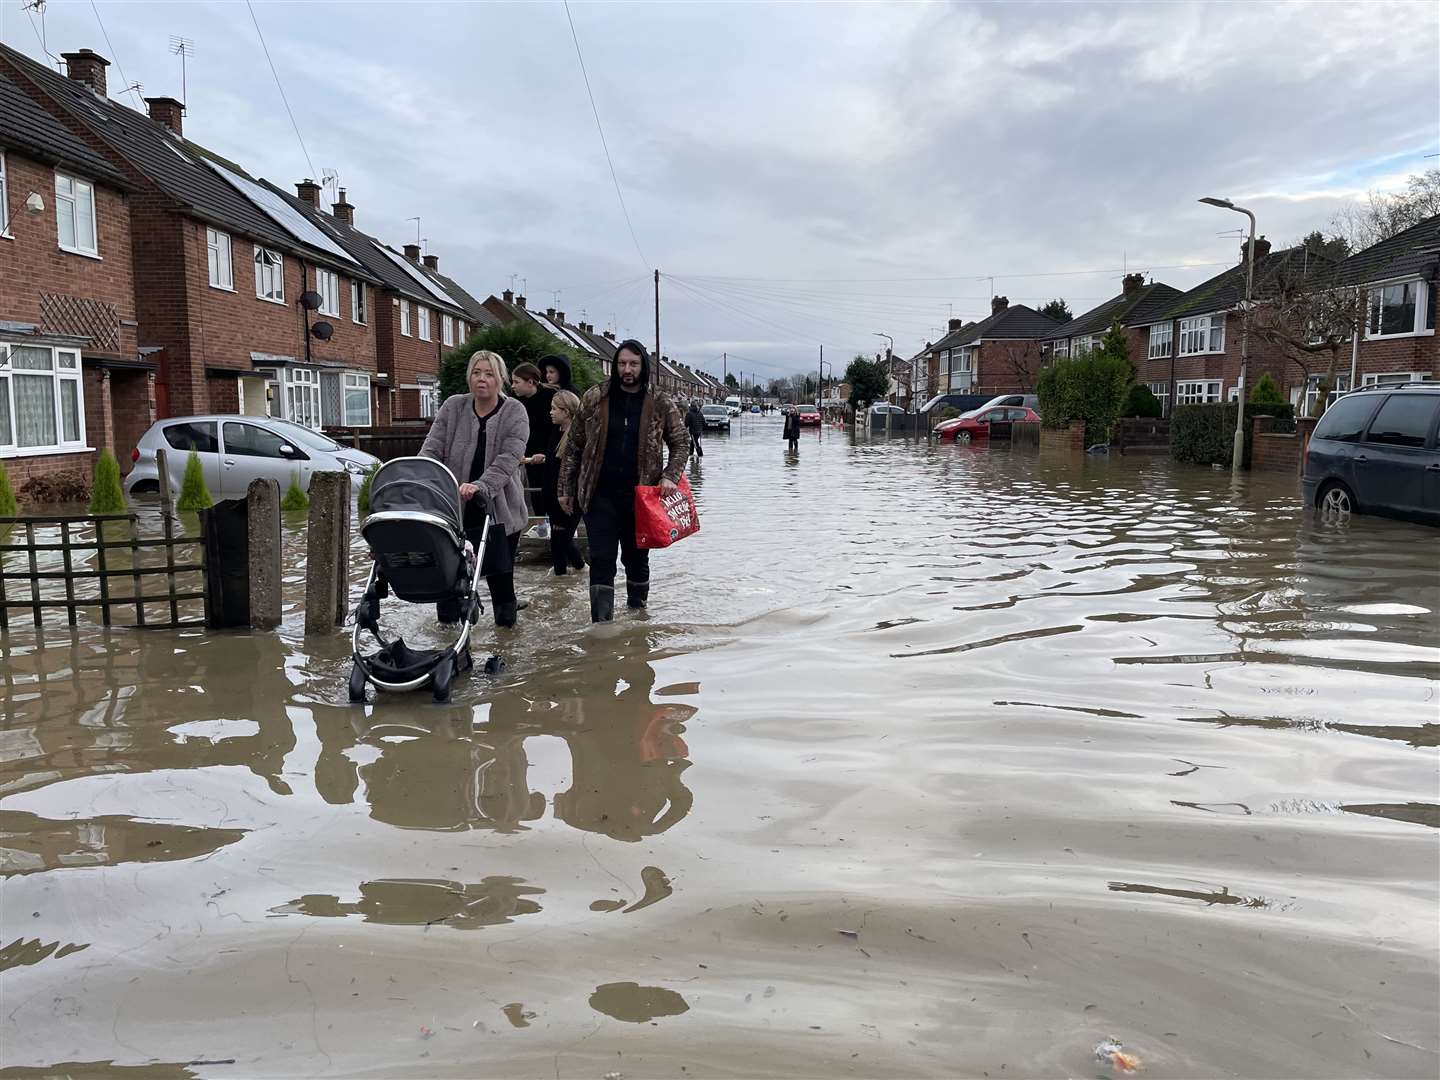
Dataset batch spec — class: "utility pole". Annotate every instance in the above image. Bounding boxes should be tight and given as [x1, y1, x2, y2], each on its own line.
[653, 269, 661, 364]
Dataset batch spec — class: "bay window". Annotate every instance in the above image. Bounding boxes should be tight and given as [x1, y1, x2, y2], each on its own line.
[0, 343, 86, 454]
[1147, 323, 1172, 359]
[315, 268, 340, 316]
[1147, 381, 1170, 412]
[1366, 280, 1432, 338]
[1178, 314, 1224, 356]
[55, 172, 98, 256]
[343, 373, 370, 426]
[285, 367, 320, 429]
[1052, 340, 1069, 359]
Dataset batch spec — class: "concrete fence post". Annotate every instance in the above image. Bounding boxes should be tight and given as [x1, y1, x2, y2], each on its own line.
[247, 478, 282, 631]
[155, 447, 174, 517]
[304, 471, 351, 634]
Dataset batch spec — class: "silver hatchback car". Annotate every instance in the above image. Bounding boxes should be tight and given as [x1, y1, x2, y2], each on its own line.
[125, 415, 381, 500]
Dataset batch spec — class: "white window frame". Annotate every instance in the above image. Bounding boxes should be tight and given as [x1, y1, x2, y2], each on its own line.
[315, 268, 340, 316]
[351, 280, 366, 325]
[342, 372, 370, 427]
[418, 378, 439, 419]
[0, 342, 88, 456]
[458, 321, 468, 342]
[400, 299, 411, 337]
[1361, 371, 1432, 388]
[442, 314, 454, 347]
[206, 227, 234, 290]
[0, 149, 11, 239]
[1146, 323, 1172, 359]
[1175, 379, 1222, 405]
[55, 171, 98, 257]
[1178, 314, 1224, 357]
[254, 245, 285, 304]
[417, 306, 431, 342]
[1293, 372, 1350, 417]
[1052, 340, 1070, 359]
[1365, 278, 1432, 339]
[284, 366, 321, 429]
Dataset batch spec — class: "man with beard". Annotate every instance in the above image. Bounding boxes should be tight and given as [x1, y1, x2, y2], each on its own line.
[557, 340, 689, 622]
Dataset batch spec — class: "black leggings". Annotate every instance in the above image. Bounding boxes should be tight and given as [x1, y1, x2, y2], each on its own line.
[548, 509, 585, 575]
[584, 491, 648, 591]
[465, 523, 520, 608]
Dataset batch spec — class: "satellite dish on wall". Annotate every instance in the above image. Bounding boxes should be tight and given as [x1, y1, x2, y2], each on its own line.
[299, 290, 323, 311]
[310, 321, 334, 341]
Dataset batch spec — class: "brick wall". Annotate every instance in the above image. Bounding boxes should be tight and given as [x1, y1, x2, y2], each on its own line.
[1040, 419, 1086, 453]
[377, 293, 444, 421]
[1355, 331, 1438, 382]
[0, 149, 137, 360]
[110, 369, 155, 468]
[977, 340, 1044, 394]
[2, 451, 91, 489]
[1250, 415, 1301, 474]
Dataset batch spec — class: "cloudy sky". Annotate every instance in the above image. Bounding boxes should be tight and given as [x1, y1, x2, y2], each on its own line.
[5, 0, 1437, 382]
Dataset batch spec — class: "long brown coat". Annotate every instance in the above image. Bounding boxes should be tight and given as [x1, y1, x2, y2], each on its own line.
[558, 382, 689, 514]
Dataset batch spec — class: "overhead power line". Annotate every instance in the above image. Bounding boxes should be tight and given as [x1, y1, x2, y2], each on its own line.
[89, 1, 143, 109]
[681, 260, 1231, 285]
[563, 0, 648, 272]
[245, 0, 317, 180]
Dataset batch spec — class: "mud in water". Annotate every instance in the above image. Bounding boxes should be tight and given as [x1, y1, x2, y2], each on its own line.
[3, 418, 1438, 1078]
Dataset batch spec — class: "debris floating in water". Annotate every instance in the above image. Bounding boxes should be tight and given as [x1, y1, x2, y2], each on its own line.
[1094, 1037, 1141, 1072]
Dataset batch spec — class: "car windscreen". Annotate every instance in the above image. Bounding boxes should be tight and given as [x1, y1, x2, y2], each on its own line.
[271, 420, 342, 452]
[702, 406, 728, 415]
[798, 407, 817, 414]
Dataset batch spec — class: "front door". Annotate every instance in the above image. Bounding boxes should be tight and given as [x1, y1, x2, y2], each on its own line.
[220, 420, 310, 499]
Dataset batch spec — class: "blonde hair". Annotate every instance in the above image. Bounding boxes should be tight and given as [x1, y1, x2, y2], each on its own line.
[552, 389, 581, 420]
[466, 350, 509, 395]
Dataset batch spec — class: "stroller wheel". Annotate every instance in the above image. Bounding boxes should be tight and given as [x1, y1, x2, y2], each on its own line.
[347, 660, 368, 704]
[483, 655, 506, 676]
[432, 655, 455, 703]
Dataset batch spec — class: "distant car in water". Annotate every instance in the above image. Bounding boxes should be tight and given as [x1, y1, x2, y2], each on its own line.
[869, 403, 906, 416]
[750, 404, 762, 414]
[1302, 382, 1440, 525]
[976, 393, 1039, 413]
[701, 404, 731, 430]
[724, 395, 742, 416]
[936, 405, 1040, 443]
[797, 404, 821, 426]
[125, 415, 380, 500]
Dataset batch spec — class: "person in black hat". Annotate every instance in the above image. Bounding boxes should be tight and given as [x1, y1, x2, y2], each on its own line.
[556, 340, 689, 622]
[541, 354, 577, 394]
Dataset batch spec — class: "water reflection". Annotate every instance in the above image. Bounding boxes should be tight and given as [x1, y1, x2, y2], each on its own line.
[0, 936, 89, 973]
[588, 981, 690, 1023]
[0, 810, 246, 876]
[1107, 880, 1275, 909]
[272, 876, 544, 928]
[312, 635, 695, 840]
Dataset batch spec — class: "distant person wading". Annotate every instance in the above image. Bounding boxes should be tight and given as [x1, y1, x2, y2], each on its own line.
[558, 340, 689, 622]
[686, 401, 705, 458]
[420, 351, 530, 628]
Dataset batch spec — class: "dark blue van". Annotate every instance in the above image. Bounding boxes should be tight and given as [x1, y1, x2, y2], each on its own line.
[1302, 383, 1440, 525]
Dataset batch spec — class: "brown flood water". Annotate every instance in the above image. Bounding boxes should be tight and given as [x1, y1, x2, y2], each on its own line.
[3, 416, 1438, 1079]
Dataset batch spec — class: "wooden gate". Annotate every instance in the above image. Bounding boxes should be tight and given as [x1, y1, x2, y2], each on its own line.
[0, 512, 207, 630]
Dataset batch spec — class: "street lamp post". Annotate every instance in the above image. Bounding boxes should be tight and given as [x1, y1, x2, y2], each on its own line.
[1199, 196, 1256, 476]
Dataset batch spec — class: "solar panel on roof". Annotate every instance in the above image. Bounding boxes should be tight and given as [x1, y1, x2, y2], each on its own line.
[208, 162, 358, 266]
[373, 244, 462, 309]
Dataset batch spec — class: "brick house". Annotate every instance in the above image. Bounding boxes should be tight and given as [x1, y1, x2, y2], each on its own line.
[416, 253, 499, 351]
[0, 65, 152, 487]
[482, 290, 612, 377]
[930, 297, 1059, 396]
[1332, 214, 1438, 402]
[1128, 239, 1342, 416]
[1041, 274, 1181, 375]
[0, 43, 385, 436]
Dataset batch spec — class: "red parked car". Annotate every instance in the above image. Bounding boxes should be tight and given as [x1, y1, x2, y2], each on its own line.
[796, 404, 822, 426]
[936, 405, 1040, 443]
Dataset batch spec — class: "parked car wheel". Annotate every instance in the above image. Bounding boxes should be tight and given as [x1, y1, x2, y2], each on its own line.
[956, 430, 972, 444]
[1318, 481, 1355, 519]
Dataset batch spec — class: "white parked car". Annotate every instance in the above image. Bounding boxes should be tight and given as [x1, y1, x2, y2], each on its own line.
[125, 415, 380, 500]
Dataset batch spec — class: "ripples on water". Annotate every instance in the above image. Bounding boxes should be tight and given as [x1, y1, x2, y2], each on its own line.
[2, 420, 1437, 1078]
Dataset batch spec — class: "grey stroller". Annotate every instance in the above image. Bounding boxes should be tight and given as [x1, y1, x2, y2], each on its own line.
[349, 457, 503, 703]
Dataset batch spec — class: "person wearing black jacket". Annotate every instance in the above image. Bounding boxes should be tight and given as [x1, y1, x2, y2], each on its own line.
[685, 401, 705, 458]
[782, 406, 800, 452]
[544, 390, 585, 575]
[511, 362, 557, 516]
[541, 354, 577, 394]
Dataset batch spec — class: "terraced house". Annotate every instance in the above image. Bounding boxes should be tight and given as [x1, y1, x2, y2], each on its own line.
[0, 62, 149, 486]
[1336, 214, 1438, 393]
[0, 43, 385, 440]
[930, 297, 1060, 396]
[1041, 274, 1181, 374]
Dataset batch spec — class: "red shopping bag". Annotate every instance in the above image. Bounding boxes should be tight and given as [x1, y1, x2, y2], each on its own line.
[634, 474, 700, 549]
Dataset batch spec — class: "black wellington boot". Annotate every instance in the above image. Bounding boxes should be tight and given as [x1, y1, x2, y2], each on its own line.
[494, 600, 518, 628]
[626, 579, 649, 610]
[590, 585, 615, 623]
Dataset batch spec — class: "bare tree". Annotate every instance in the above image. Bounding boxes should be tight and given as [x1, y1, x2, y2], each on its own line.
[1330, 169, 1440, 251]
[1249, 247, 1363, 417]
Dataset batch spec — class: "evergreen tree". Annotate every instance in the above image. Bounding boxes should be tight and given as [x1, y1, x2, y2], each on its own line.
[88, 450, 126, 514]
[439, 320, 603, 401]
[175, 451, 214, 511]
[281, 472, 309, 511]
[844, 356, 890, 409]
[1248, 373, 1286, 405]
[0, 459, 17, 517]
[1040, 298, 1073, 323]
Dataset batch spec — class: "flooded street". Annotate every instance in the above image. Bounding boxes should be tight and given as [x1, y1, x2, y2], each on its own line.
[3, 415, 1438, 1079]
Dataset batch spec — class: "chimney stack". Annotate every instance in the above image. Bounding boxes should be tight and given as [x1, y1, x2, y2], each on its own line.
[603, 330, 615, 341]
[516, 295, 527, 309]
[947, 317, 963, 331]
[403, 243, 421, 263]
[990, 295, 1009, 316]
[423, 254, 439, 270]
[61, 49, 109, 96]
[502, 289, 514, 304]
[556, 311, 565, 324]
[332, 188, 354, 226]
[144, 96, 184, 136]
[1122, 272, 1145, 295]
[546, 307, 556, 319]
[296, 178, 322, 208]
[1242, 236, 1272, 263]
